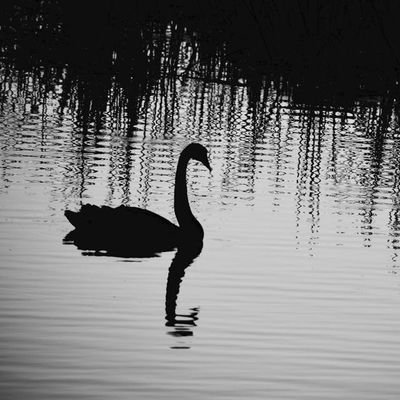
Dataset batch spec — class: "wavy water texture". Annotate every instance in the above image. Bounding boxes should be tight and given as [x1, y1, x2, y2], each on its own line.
[2, 3, 400, 400]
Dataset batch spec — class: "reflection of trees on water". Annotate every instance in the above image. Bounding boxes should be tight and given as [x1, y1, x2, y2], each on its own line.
[2, 2, 400, 261]
[292, 101, 400, 253]
[295, 108, 323, 250]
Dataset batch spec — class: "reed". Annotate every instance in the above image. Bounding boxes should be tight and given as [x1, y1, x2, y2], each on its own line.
[1, 0, 400, 128]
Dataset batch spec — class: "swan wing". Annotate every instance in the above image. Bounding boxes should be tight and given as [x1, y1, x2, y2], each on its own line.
[65, 204, 178, 231]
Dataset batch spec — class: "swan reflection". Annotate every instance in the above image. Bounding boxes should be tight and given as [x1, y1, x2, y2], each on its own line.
[165, 242, 203, 344]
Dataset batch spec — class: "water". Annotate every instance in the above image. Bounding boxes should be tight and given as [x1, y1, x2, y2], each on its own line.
[2, 37, 400, 400]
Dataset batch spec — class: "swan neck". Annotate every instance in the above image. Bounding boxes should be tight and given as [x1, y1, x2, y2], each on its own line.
[174, 152, 194, 228]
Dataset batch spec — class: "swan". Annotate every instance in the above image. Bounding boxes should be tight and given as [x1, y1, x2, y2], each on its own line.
[64, 143, 211, 256]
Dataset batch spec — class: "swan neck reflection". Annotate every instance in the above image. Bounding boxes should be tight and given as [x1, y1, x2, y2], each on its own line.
[165, 242, 202, 328]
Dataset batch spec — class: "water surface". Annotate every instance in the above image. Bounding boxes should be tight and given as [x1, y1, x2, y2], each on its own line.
[2, 31, 400, 400]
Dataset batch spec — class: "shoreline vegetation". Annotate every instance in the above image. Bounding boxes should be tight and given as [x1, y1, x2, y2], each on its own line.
[1, 0, 400, 133]
[1, 1, 400, 248]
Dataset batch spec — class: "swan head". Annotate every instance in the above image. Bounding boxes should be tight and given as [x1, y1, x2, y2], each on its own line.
[186, 143, 212, 172]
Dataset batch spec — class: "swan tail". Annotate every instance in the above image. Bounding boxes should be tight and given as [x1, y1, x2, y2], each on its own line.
[64, 210, 80, 228]
[65, 204, 106, 229]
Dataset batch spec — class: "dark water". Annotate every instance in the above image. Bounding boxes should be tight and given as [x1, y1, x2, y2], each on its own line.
[2, 6, 400, 400]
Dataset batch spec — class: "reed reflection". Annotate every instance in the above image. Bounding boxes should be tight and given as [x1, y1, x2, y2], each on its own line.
[3, 1, 400, 262]
[295, 108, 323, 250]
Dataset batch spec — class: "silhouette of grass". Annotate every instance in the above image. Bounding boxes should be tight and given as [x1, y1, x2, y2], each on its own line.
[1, 0, 400, 131]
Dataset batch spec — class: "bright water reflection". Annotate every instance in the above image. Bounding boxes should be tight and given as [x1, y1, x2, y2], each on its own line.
[2, 66, 400, 399]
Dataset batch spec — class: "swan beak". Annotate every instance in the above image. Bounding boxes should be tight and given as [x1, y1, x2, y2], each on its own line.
[204, 158, 212, 172]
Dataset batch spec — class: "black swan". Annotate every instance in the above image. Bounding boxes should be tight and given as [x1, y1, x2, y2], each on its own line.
[64, 143, 211, 256]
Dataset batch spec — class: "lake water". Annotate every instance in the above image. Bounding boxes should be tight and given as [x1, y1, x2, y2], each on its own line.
[2, 55, 400, 399]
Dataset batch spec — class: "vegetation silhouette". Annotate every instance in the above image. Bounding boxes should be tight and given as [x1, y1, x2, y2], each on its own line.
[64, 143, 211, 257]
[2, 0, 400, 130]
[2, 0, 400, 256]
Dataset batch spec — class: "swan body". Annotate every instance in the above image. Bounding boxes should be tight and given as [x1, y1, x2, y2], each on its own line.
[64, 143, 211, 256]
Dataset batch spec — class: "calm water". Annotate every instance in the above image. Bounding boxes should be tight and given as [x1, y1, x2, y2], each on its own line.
[2, 64, 400, 399]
